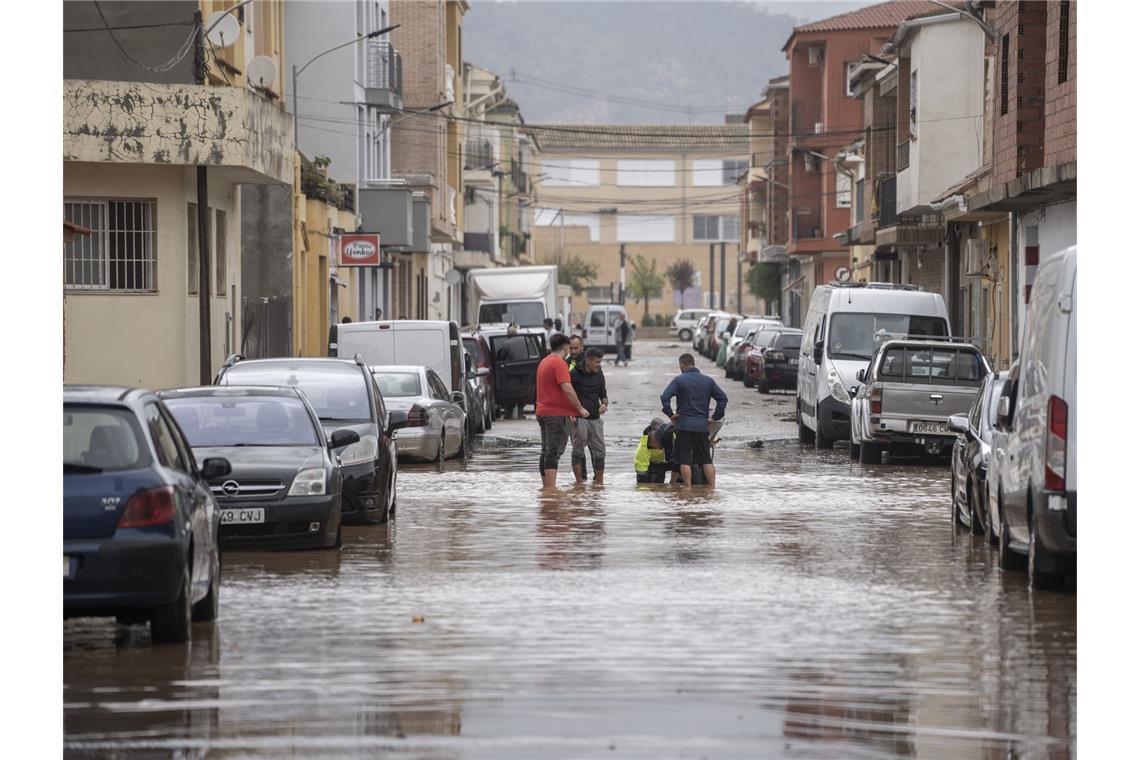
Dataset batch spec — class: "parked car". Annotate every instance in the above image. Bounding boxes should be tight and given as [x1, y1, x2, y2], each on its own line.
[947, 371, 1008, 536]
[64, 386, 230, 643]
[724, 317, 783, 379]
[159, 386, 354, 550]
[708, 314, 743, 360]
[751, 329, 804, 393]
[725, 329, 756, 380]
[462, 332, 495, 429]
[673, 308, 712, 342]
[215, 355, 400, 524]
[372, 365, 468, 462]
[482, 325, 548, 416]
[332, 320, 481, 439]
[990, 245, 1076, 588]
[798, 283, 951, 449]
[850, 339, 989, 464]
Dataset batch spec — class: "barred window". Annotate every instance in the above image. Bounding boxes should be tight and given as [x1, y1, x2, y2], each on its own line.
[64, 199, 157, 292]
[215, 209, 227, 296]
[1058, 1, 1070, 85]
[187, 203, 198, 295]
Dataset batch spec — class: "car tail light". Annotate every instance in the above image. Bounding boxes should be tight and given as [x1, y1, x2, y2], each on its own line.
[1045, 395, 1067, 491]
[870, 386, 882, 415]
[118, 486, 176, 528]
[407, 404, 428, 427]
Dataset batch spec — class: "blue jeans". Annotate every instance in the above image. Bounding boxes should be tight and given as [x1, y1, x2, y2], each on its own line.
[614, 341, 627, 364]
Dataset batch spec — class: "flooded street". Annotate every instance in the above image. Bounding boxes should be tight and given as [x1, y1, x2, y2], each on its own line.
[64, 341, 1076, 759]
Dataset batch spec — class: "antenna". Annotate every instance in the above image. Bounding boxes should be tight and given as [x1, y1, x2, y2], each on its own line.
[205, 12, 240, 49]
[247, 56, 279, 90]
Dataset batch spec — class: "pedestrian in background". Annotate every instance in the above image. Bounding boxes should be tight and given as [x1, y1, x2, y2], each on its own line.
[570, 347, 609, 484]
[660, 353, 727, 488]
[614, 312, 631, 367]
[543, 318, 556, 346]
[535, 334, 589, 489]
[566, 334, 584, 372]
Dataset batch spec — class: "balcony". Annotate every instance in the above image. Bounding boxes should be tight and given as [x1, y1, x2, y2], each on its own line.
[464, 140, 494, 170]
[791, 203, 822, 240]
[876, 175, 898, 228]
[896, 140, 910, 171]
[791, 100, 824, 137]
[365, 40, 403, 112]
[463, 232, 494, 254]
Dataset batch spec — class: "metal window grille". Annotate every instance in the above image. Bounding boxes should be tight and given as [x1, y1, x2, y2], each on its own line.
[1058, 1, 1070, 84]
[215, 209, 227, 296]
[1000, 34, 1010, 116]
[187, 203, 198, 295]
[64, 199, 157, 292]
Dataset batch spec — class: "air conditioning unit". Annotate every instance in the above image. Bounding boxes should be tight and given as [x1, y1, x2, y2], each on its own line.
[964, 238, 987, 277]
[808, 46, 824, 66]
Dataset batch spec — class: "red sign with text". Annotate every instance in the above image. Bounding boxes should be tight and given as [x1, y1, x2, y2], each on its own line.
[338, 234, 381, 266]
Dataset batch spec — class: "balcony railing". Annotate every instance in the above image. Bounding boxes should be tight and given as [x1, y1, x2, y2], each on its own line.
[367, 40, 402, 94]
[792, 203, 822, 240]
[897, 140, 910, 171]
[877, 175, 898, 228]
[791, 100, 824, 136]
[464, 140, 493, 170]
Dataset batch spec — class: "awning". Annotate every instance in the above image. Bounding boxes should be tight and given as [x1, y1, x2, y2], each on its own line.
[330, 273, 349, 288]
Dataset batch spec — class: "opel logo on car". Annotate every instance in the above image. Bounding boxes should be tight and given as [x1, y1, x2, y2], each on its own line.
[221, 480, 240, 496]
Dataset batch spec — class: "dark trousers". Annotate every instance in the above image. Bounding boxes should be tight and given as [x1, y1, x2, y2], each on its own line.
[537, 415, 572, 473]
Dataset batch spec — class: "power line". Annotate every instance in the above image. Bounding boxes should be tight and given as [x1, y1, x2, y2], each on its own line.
[65, 20, 196, 33]
[91, 1, 199, 74]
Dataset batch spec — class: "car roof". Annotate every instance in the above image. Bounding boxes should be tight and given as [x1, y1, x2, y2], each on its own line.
[157, 385, 303, 399]
[228, 357, 359, 367]
[877, 339, 982, 352]
[64, 385, 149, 403]
[369, 365, 426, 374]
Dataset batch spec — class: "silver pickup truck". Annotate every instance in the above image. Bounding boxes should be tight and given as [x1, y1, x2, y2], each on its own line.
[850, 339, 990, 464]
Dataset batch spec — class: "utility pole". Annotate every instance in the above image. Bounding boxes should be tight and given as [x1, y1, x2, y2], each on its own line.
[618, 243, 626, 304]
[737, 244, 743, 314]
[708, 244, 715, 309]
[719, 242, 726, 311]
[194, 10, 212, 384]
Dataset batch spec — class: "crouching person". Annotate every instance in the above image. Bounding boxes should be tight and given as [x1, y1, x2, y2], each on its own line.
[570, 347, 609, 484]
[635, 418, 670, 483]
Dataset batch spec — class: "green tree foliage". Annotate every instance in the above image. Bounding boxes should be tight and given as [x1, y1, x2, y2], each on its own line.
[747, 262, 782, 307]
[629, 255, 665, 322]
[665, 258, 696, 295]
[558, 254, 599, 295]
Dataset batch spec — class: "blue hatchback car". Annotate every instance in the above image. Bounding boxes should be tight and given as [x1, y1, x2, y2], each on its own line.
[63, 386, 231, 643]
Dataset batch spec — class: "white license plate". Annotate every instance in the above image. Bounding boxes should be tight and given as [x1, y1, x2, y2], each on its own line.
[911, 421, 948, 435]
[63, 555, 71, 578]
[220, 508, 265, 525]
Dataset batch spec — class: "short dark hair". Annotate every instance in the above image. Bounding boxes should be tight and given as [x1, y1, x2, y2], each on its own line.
[569, 334, 583, 343]
[549, 333, 570, 351]
[585, 347, 604, 360]
[543, 318, 555, 327]
[679, 353, 695, 367]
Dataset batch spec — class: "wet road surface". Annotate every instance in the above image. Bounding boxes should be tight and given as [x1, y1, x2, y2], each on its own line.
[64, 342, 1076, 759]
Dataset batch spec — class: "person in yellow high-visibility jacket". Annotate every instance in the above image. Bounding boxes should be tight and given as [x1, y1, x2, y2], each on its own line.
[635, 419, 670, 483]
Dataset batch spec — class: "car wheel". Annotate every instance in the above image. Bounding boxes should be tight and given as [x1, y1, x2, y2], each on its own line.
[679, 328, 692, 341]
[484, 403, 493, 431]
[950, 469, 962, 528]
[333, 521, 343, 549]
[966, 478, 984, 535]
[797, 407, 815, 444]
[814, 425, 834, 450]
[151, 567, 192, 644]
[849, 442, 860, 460]
[191, 548, 220, 623]
[1028, 498, 1064, 590]
[458, 425, 468, 460]
[758, 378, 770, 394]
[986, 487, 999, 547]
[859, 441, 882, 465]
[997, 493, 1027, 572]
[743, 376, 754, 389]
[438, 432, 447, 466]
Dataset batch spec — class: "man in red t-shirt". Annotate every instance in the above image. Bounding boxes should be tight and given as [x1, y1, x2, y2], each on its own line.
[535, 333, 589, 488]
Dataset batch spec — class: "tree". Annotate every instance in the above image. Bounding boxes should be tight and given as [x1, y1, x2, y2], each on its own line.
[558, 254, 598, 295]
[665, 259, 696, 298]
[747, 262, 782, 313]
[628, 255, 665, 322]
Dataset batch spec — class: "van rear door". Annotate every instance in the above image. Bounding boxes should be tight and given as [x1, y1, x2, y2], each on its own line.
[489, 334, 543, 409]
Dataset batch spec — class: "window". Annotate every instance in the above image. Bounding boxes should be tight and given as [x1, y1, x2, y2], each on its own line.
[846, 62, 859, 97]
[373, 371, 423, 398]
[187, 203, 198, 295]
[692, 214, 739, 242]
[836, 171, 852, 209]
[722, 159, 748, 185]
[428, 371, 451, 401]
[145, 403, 187, 472]
[617, 159, 675, 186]
[533, 209, 600, 242]
[64, 199, 157, 292]
[164, 396, 321, 448]
[692, 159, 746, 187]
[215, 209, 227, 296]
[1058, 1, 1070, 84]
[1000, 34, 1009, 116]
[617, 215, 675, 243]
[909, 70, 918, 133]
[64, 405, 148, 471]
[220, 363, 372, 422]
[541, 158, 600, 186]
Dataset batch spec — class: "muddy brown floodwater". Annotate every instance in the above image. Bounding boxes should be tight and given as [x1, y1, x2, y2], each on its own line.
[64, 341, 1076, 759]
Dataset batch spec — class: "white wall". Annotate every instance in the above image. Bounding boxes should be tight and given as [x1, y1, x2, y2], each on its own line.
[65, 163, 241, 388]
[1014, 199, 1076, 352]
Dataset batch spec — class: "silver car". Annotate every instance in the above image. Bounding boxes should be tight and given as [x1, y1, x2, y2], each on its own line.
[371, 365, 467, 462]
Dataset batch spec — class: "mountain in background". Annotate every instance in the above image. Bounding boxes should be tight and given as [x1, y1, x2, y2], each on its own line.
[464, 1, 816, 124]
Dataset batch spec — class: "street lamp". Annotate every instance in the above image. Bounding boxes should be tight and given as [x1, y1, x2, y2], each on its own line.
[292, 24, 400, 150]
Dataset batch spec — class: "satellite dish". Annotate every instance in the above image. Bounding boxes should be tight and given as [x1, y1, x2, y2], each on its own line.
[444, 269, 463, 286]
[247, 55, 279, 89]
[206, 12, 240, 49]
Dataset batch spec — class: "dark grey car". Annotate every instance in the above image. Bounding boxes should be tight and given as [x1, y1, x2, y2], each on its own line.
[948, 371, 1008, 537]
[159, 386, 360, 550]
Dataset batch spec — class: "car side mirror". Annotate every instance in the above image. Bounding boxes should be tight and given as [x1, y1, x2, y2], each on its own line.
[329, 429, 360, 449]
[947, 414, 970, 436]
[476, 367, 490, 377]
[813, 340, 823, 365]
[848, 385, 860, 398]
[997, 396, 1010, 423]
[387, 410, 409, 434]
[200, 457, 231, 479]
[856, 369, 866, 383]
[450, 390, 466, 406]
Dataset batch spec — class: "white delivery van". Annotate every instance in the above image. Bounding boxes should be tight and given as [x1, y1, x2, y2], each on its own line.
[332, 320, 469, 401]
[990, 245, 1076, 588]
[796, 283, 950, 449]
[467, 265, 558, 328]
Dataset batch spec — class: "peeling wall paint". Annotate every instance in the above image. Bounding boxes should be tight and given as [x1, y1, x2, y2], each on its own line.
[63, 80, 293, 185]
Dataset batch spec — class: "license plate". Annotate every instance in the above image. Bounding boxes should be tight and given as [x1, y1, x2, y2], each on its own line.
[63, 555, 71, 578]
[911, 421, 948, 435]
[220, 508, 265, 525]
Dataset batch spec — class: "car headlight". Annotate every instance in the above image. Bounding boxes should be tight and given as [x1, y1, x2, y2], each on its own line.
[288, 468, 327, 496]
[827, 365, 850, 405]
[338, 434, 378, 466]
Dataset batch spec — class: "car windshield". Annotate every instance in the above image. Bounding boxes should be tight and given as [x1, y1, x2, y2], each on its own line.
[64, 405, 148, 472]
[165, 396, 320, 447]
[774, 333, 803, 349]
[735, 319, 770, 338]
[479, 302, 545, 328]
[372, 371, 423, 398]
[222, 363, 371, 422]
[828, 313, 949, 361]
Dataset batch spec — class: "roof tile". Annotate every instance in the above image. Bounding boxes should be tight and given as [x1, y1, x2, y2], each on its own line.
[523, 124, 749, 152]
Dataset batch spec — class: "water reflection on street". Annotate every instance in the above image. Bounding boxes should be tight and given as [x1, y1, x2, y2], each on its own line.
[64, 438, 1075, 758]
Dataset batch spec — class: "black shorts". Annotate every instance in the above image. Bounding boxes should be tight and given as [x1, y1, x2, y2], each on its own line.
[673, 429, 711, 467]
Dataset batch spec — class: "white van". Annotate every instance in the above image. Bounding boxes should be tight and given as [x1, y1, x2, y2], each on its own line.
[584, 304, 631, 353]
[797, 283, 950, 449]
[989, 245, 1076, 588]
[332, 320, 470, 401]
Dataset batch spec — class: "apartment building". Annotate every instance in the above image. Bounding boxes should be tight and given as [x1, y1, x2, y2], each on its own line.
[63, 1, 293, 386]
[529, 124, 750, 322]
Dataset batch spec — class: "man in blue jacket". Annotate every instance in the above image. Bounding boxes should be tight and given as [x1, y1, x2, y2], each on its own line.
[660, 353, 728, 488]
